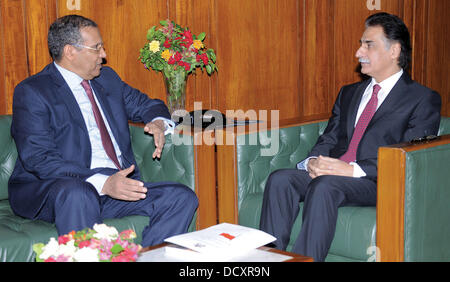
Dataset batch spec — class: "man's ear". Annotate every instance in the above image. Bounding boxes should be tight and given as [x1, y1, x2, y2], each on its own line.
[390, 42, 401, 62]
[62, 44, 76, 62]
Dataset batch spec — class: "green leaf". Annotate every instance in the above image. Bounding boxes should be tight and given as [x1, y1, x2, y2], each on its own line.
[160, 20, 168, 26]
[33, 243, 45, 262]
[111, 243, 124, 254]
[197, 32, 206, 41]
[206, 64, 212, 75]
[147, 26, 156, 40]
[206, 49, 216, 63]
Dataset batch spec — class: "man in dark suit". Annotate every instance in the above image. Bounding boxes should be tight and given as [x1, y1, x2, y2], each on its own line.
[259, 12, 441, 261]
[8, 15, 198, 247]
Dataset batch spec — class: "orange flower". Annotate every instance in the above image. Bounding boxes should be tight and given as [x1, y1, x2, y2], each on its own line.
[193, 40, 204, 50]
[161, 49, 173, 61]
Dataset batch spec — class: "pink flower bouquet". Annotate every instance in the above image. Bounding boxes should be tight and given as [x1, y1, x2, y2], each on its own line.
[33, 224, 141, 262]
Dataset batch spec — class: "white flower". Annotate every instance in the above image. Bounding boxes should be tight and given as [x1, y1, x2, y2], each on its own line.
[58, 240, 77, 257]
[39, 237, 59, 260]
[93, 223, 119, 240]
[149, 40, 160, 53]
[73, 247, 100, 262]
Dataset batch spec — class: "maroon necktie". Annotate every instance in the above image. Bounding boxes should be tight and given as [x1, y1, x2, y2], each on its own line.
[81, 80, 121, 169]
[339, 84, 381, 163]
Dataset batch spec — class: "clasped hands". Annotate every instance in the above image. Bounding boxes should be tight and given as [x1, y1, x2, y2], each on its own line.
[307, 155, 354, 179]
[102, 120, 166, 201]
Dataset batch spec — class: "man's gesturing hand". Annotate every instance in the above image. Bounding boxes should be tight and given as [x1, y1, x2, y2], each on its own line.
[102, 165, 147, 201]
[144, 119, 166, 159]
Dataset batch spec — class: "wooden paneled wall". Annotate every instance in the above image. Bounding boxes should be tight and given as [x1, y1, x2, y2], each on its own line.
[1, 0, 448, 118]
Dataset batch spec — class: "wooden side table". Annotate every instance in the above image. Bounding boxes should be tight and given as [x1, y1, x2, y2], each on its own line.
[139, 243, 313, 262]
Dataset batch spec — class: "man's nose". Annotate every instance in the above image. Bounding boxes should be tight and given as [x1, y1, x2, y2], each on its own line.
[355, 46, 364, 58]
[99, 47, 107, 58]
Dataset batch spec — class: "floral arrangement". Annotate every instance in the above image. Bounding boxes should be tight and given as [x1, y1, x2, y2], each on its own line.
[139, 20, 217, 113]
[32, 224, 141, 262]
[139, 20, 217, 75]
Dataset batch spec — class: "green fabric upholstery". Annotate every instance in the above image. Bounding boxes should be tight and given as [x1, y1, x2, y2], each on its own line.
[235, 117, 450, 262]
[403, 143, 450, 261]
[0, 116, 16, 201]
[438, 116, 450, 136]
[0, 115, 196, 261]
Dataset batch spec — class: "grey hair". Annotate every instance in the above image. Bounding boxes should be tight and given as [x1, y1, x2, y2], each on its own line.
[48, 15, 98, 61]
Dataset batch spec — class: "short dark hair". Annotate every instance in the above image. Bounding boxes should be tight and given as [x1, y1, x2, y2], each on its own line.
[48, 15, 98, 61]
[365, 12, 412, 70]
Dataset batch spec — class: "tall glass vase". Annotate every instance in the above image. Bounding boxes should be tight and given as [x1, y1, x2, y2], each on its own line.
[162, 66, 188, 116]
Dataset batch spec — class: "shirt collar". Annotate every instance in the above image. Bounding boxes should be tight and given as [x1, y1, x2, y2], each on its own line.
[371, 69, 403, 94]
[53, 62, 85, 90]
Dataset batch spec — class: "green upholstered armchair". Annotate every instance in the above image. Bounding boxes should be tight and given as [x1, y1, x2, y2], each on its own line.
[0, 115, 197, 262]
[216, 116, 450, 262]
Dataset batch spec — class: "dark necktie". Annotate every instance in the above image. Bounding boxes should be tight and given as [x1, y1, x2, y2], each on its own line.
[81, 80, 121, 169]
[339, 84, 381, 163]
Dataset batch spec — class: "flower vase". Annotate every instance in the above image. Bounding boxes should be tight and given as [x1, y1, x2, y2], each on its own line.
[162, 66, 188, 117]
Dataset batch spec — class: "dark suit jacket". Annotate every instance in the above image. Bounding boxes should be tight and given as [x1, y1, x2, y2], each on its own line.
[308, 72, 441, 182]
[8, 63, 171, 219]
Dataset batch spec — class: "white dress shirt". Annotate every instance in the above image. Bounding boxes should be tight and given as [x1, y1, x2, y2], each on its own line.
[54, 62, 173, 194]
[298, 69, 403, 177]
[354, 69, 403, 126]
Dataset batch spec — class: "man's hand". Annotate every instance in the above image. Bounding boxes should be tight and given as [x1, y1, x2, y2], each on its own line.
[102, 165, 147, 201]
[307, 155, 354, 179]
[144, 119, 166, 159]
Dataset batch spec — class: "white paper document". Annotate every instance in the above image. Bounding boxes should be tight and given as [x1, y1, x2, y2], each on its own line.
[139, 223, 286, 262]
[165, 223, 276, 256]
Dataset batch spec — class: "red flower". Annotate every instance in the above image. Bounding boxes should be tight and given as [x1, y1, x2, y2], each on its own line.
[168, 51, 182, 65]
[58, 234, 72, 245]
[119, 229, 136, 240]
[183, 30, 193, 41]
[78, 240, 92, 249]
[196, 53, 209, 65]
[174, 52, 182, 61]
[163, 38, 172, 48]
[111, 248, 136, 262]
[183, 30, 193, 43]
[179, 30, 193, 48]
[178, 61, 191, 71]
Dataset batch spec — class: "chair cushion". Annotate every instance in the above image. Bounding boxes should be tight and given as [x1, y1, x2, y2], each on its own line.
[0, 116, 16, 201]
[0, 201, 57, 262]
[0, 200, 150, 261]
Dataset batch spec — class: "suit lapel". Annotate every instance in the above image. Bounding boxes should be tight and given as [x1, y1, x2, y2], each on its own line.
[367, 72, 410, 128]
[47, 63, 92, 165]
[48, 63, 88, 132]
[90, 80, 124, 151]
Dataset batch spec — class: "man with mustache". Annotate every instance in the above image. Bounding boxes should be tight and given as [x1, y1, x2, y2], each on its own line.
[8, 15, 198, 247]
[259, 12, 441, 262]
